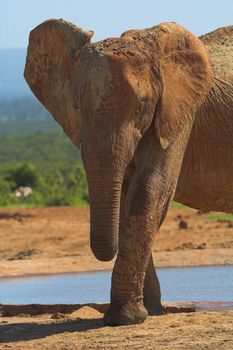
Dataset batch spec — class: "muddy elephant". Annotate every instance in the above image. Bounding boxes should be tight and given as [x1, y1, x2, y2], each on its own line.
[24, 19, 233, 326]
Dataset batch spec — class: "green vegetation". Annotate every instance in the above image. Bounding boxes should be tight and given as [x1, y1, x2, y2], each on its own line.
[0, 161, 89, 207]
[0, 119, 60, 136]
[0, 97, 88, 207]
[0, 97, 61, 136]
[0, 133, 80, 164]
[170, 201, 187, 209]
[0, 97, 50, 122]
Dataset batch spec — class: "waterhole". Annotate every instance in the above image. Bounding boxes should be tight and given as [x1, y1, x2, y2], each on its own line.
[0, 265, 232, 304]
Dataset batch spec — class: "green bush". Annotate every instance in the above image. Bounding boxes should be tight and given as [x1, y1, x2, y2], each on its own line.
[0, 161, 89, 207]
[0, 176, 13, 205]
[6, 162, 42, 189]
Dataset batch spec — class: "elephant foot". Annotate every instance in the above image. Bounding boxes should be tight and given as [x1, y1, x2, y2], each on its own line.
[144, 301, 164, 316]
[103, 300, 148, 326]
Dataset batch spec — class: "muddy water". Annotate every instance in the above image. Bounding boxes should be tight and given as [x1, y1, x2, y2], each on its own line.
[0, 265, 232, 304]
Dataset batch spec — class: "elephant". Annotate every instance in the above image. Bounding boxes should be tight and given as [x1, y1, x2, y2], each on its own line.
[24, 19, 233, 326]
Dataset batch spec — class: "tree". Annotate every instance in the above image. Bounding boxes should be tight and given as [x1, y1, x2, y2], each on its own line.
[7, 162, 41, 189]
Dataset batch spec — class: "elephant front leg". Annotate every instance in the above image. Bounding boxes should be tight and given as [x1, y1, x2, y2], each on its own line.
[119, 165, 163, 317]
[144, 254, 164, 315]
[104, 137, 187, 326]
[103, 215, 152, 326]
[104, 183, 172, 325]
[143, 205, 170, 315]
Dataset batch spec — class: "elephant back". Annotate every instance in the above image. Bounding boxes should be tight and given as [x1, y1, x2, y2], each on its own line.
[200, 26, 233, 85]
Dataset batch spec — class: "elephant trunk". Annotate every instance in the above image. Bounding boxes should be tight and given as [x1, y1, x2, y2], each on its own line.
[88, 175, 122, 262]
[82, 128, 138, 262]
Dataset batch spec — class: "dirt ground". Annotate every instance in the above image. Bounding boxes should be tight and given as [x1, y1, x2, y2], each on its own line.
[0, 206, 232, 277]
[0, 304, 232, 350]
[0, 205, 232, 349]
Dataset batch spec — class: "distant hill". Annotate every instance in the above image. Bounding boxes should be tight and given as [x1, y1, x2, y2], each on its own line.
[0, 97, 50, 121]
[0, 96, 63, 136]
[0, 48, 31, 99]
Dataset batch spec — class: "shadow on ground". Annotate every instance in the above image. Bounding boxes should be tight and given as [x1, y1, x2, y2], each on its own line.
[1, 302, 232, 343]
[0, 318, 104, 343]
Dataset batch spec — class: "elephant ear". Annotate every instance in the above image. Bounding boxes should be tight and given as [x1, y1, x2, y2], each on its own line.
[24, 19, 93, 147]
[155, 36, 213, 149]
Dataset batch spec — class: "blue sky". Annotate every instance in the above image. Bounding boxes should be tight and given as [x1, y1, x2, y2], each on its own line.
[1, 0, 233, 49]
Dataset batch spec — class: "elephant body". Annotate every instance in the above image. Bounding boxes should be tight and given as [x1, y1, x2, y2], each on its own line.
[200, 26, 233, 84]
[176, 77, 233, 212]
[176, 27, 233, 212]
[24, 20, 233, 326]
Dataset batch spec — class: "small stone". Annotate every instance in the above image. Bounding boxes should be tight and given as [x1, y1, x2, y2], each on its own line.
[179, 219, 188, 229]
[197, 243, 207, 249]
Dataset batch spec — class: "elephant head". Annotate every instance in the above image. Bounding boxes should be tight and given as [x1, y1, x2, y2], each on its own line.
[24, 20, 213, 261]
